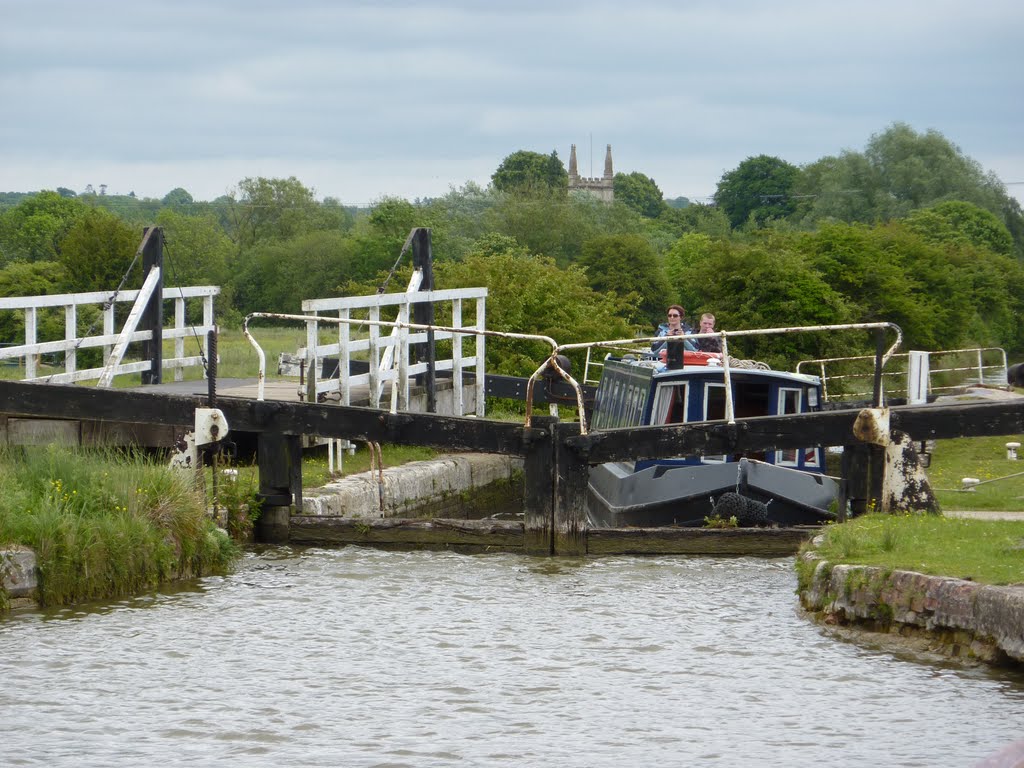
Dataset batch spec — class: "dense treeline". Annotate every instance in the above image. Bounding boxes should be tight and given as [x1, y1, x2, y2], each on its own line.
[1, 123, 1022, 374]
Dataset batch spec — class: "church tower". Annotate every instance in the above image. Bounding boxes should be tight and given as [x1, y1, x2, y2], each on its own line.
[568, 143, 614, 203]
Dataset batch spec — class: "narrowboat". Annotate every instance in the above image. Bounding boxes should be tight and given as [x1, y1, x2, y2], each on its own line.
[586, 348, 841, 528]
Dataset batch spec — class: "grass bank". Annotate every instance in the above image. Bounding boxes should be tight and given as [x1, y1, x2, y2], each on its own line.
[797, 513, 1024, 587]
[0, 445, 238, 610]
[928, 435, 1024, 512]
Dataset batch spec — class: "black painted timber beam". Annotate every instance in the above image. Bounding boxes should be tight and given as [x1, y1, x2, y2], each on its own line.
[0, 380, 540, 455]
[4, 380, 1022, 460]
[568, 399, 1024, 463]
[0, 380, 199, 426]
[217, 396, 536, 454]
[480, 373, 596, 406]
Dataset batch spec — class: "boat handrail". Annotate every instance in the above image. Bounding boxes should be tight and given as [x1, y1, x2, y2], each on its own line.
[563, 321, 902, 433]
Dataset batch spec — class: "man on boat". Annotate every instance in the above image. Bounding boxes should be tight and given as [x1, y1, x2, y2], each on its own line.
[694, 313, 723, 355]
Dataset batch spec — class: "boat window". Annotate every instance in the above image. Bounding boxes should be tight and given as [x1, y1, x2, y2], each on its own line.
[803, 446, 820, 468]
[652, 382, 687, 424]
[634, 386, 649, 425]
[704, 383, 726, 421]
[733, 381, 771, 418]
[627, 385, 642, 425]
[776, 387, 802, 466]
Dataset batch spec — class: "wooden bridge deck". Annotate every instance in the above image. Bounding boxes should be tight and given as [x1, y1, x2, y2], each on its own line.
[135, 376, 455, 410]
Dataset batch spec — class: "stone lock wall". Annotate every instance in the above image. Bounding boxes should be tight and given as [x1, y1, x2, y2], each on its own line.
[799, 557, 1024, 664]
[301, 454, 524, 520]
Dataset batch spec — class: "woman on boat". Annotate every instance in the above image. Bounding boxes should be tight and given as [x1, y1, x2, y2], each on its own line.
[653, 305, 696, 352]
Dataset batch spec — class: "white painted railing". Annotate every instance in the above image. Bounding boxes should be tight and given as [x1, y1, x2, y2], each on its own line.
[302, 287, 487, 414]
[244, 285, 488, 415]
[0, 285, 219, 384]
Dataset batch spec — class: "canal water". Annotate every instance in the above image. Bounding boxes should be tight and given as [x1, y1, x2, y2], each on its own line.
[2, 547, 1022, 767]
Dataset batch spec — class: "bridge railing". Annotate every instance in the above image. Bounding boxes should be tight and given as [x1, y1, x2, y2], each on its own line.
[0, 286, 219, 384]
[244, 287, 491, 414]
[300, 287, 489, 414]
[796, 347, 1007, 403]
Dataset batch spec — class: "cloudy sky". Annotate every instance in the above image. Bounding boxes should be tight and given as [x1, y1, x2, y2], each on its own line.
[2, 0, 1022, 205]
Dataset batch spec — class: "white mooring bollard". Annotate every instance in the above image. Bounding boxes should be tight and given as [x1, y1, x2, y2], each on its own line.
[1006, 442, 1020, 461]
[961, 477, 980, 491]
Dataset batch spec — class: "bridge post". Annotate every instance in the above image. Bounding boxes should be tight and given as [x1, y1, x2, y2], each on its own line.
[141, 227, 164, 385]
[553, 421, 587, 556]
[842, 443, 871, 517]
[522, 416, 556, 555]
[255, 432, 302, 543]
[410, 227, 437, 412]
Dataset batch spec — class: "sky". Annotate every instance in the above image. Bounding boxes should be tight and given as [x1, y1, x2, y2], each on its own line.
[2, 0, 1022, 206]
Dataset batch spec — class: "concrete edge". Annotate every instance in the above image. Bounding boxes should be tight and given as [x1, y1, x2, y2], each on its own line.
[302, 453, 524, 518]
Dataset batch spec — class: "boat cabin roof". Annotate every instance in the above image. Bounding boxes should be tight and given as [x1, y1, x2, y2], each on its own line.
[607, 355, 821, 387]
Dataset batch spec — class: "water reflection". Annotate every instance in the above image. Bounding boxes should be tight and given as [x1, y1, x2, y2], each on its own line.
[2, 547, 1021, 767]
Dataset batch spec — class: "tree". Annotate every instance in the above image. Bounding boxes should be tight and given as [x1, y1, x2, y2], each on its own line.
[483, 186, 600, 266]
[905, 201, 1014, 256]
[161, 187, 194, 207]
[225, 176, 329, 249]
[579, 234, 671, 327]
[864, 123, 1005, 215]
[368, 197, 418, 243]
[0, 190, 87, 265]
[421, 182, 497, 262]
[0, 260, 68, 297]
[654, 203, 732, 243]
[491, 150, 568, 194]
[793, 151, 886, 225]
[613, 172, 665, 218]
[795, 124, 1023, 256]
[673, 237, 854, 366]
[155, 209, 236, 318]
[791, 223, 941, 348]
[57, 209, 140, 292]
[789, 221, 1024, 351]
[232, 230, 364, 315]
[0, 261, 70, 345]
[714, 155, 800, 229]
[435, 234, 633, 376]
[663, 233, 717, 290]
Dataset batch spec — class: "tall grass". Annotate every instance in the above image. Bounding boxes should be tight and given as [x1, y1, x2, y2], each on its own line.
[0, 445, 237, 607]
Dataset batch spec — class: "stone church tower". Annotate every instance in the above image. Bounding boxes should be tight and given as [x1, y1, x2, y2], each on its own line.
[568, 144, 614, 202]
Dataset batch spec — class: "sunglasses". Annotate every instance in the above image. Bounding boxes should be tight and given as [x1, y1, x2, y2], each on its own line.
[667, 312, 680, 317]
